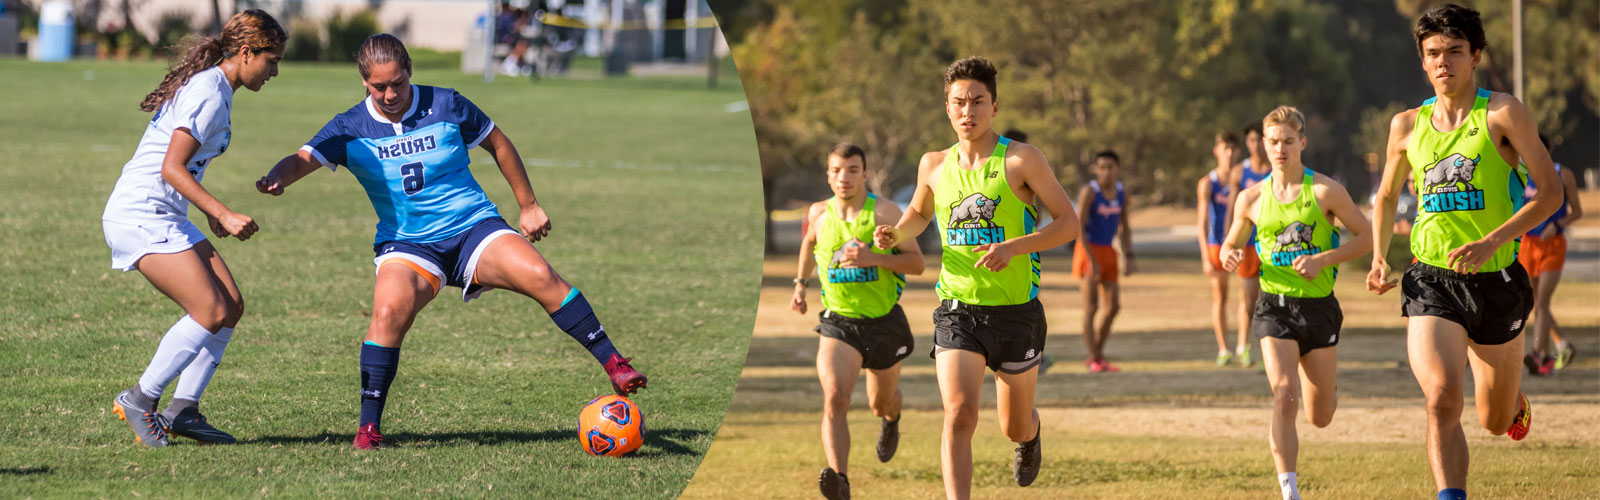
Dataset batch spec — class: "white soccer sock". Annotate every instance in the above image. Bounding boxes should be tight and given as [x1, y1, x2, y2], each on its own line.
[172, 326, 233, 402]
[1279, 472, 1300, 500]
[136, 316, 214, 399]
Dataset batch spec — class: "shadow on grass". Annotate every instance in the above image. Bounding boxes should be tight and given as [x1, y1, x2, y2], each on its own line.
[0, 466, 53, 476]
[240, 427, 710, 457]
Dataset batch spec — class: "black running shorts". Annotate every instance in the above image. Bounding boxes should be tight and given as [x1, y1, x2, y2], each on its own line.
[1402, 261, 1532, 346]
[930, 298, 1047, 374]
[816, 304, 915, 371]
[1252, 293, 1343, 356]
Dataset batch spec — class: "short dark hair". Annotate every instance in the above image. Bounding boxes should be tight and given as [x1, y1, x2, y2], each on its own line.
[1002, 128, 1028, 143]
[1414, 4, 1487, 56]
[1244, 122, 1263, 137]
[944, 56, 999, 101]
[1094, 150, 1120, 164]
[1216, 132, 1242, 148]
[829, 143, 867, 169]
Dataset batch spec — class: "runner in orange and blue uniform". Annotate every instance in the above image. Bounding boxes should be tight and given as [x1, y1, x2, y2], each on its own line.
[1072, 150, 1133, 373]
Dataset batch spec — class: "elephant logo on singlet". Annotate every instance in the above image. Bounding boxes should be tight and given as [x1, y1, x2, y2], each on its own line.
[827, 239, 878, 283]
[946, 192, 1007, 246]
[1268, 221, 1321, 267]
[1420, 153, 1486, 212]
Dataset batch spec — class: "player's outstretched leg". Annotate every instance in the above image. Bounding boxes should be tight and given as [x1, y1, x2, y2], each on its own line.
[817, 337, 862, 480]
[937, 350, 986, 500]
[1408, 317, 1470, 495]
[1209, 272, 1232, 366]
[473, 236, 646, 395]
[1261, 337, 1302, 500]
[354, 264, 434, 450]
[1238, 276, 1261, 367]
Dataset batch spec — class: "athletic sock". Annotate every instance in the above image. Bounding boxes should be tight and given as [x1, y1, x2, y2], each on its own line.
[172, 326, 233, 404]
[359, 342, 402, 432]
[1278, 472, 1300, 500]
[162, 398, 197, 421]
[137, 315, 215, 400]
[1438, 488, 1466, 500]
[549, 289, 620, 364]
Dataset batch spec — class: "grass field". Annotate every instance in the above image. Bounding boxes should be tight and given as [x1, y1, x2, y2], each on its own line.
[0, 58, 761, 498]
[681, 254, 1600, 499]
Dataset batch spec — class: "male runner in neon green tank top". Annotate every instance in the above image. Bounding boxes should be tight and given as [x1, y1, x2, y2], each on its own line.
[791, 143, 925, 500]
[874, 56, 1081, 500]
[1221, 106, 1373, 500]
[1367, 5, 1562, 500]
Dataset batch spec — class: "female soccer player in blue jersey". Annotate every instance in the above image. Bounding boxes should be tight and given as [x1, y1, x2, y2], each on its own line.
[255, 34, 646, 450]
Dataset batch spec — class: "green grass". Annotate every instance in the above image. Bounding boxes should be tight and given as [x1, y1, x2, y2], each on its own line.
[0, 59, 761, 498]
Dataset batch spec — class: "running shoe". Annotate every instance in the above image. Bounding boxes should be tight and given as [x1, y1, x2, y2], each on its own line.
[1238, 346, 1255, 367]
[819, 467, 850, 500]
[164, 406, 236, 444]
[1506, 392, 1532, 441]
[603, 354, 648, 396]
[1216, 351, 1233, 367]
[875, 415, 899, 463]
[1013, 425, 1041, 486]
[1095, 356, 1121, 373]
[112, 389, 169, 447]
[1555, 343, 1576, 370]
[1523, 352, 1544, 376]
[1536, 355, 1555, 376]
[353, 422, 383, 450]
[1086, 357, 1103, 373]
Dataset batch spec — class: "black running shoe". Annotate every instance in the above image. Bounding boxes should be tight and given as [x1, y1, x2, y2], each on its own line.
[876, 415, 899, 463]
[164, 406, 236, 444]
[819, 467, 850, 500]
[1523, 352, 1543, 375]
[1013, 425, 1041, 487]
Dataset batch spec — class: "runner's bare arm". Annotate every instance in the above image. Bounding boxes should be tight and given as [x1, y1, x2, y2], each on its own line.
[792, 201, 826, 314]
[1219, 185, 1257, 272]
[1197, 176, 1214, 272]
[1368, 109, 1416, 293]
[860, 200, 925, 275]
[1077, 184, 1100, 270]
[1308, 177, 1373, 270]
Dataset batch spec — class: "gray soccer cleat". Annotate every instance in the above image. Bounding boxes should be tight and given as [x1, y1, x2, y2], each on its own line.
[112, 389, 169, 447]
[164, 406, 236, 444]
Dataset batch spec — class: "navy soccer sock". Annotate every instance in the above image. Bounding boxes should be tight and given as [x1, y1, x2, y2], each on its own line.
[1438, 488, 1466, 500]
[549, 289, 620, 364]
[359, 342, 401, 431]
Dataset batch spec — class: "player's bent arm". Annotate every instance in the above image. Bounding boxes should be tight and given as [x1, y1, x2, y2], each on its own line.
[161, 128, 234, 219]
[1559, 168, 1583, 226]
[1003, 145, 1079, 255]
[1196, 177, 1213, 254]
[874, 201, 925, 275]
[1314, 179, 1373, 266]
[1075, 185, 1099, 267]
[260, 149, 323, 194]
[479, 127, 540, 209]
[797, 202, 825, 282]
[1118, 195, 1135, 267]
[880, 153, 940, 247]
[1483, 95, 1561, 243]
[1371, 109, 1417, 264]
[1220, 185, 1258, 253]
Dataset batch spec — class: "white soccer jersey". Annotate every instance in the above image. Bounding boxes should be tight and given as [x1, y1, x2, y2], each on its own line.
[103, 66, 233, 224]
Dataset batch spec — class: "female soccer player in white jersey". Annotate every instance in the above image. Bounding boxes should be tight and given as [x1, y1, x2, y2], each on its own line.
[104, 10, 286, 447]
[255, 34, 647, 450]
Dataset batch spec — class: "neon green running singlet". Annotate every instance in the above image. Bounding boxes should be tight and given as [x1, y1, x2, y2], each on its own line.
[1408, 88, 1525, 272]
[933, 137, 1039, 306]
[813, 194, 904, 318]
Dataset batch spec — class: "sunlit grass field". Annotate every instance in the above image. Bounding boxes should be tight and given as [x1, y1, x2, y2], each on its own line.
[0, 58, 761, 498]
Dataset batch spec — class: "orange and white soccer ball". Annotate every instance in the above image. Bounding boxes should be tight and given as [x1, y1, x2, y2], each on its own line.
[578, 395, 643, 457]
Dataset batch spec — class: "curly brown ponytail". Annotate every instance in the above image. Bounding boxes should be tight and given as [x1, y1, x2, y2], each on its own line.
[139, 9, 287, 112]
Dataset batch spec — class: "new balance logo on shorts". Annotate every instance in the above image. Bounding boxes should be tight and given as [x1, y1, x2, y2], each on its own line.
[1024, 349, 1036, 360]
[896, 345, 908, 356]
[1509, 319, 1523, 331]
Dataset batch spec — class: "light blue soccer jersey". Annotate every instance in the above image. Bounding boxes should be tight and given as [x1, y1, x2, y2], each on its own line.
[303, 85, 501, 245]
